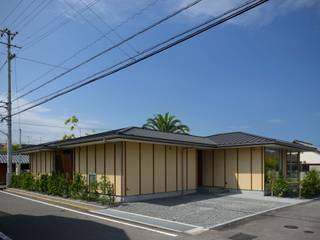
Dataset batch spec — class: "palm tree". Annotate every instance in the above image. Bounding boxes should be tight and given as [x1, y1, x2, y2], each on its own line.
[143, 112, 190, 134]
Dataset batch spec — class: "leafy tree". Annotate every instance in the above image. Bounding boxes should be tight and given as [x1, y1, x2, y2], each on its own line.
[63, 115, 80, 140]
[143, 112, 190, 134]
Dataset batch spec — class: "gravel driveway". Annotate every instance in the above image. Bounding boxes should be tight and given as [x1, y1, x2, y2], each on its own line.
[115, 193, 293, 228]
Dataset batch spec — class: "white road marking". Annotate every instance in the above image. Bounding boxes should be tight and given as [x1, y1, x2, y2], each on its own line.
[1, 191, 177, 237]
[0, 232, 12, 240]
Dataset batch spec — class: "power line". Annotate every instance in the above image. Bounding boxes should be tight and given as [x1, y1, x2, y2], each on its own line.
[12, 0, 205, 102]
[14, 0, 52, 32]
[18, 0, 100, 50]
[16, 0, 159, 92]
[10, 0, 269, 117]
[78, 0, 141, 55]
[0, 60, 7, 73]
[15, 56, 70, 70]
[0, 0, 24, 26]
[8, 0, 37, 28]
[63, 0, 133, 58]
[12, 121, 108, 130]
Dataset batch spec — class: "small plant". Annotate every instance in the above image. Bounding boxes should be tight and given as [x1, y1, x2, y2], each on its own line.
[39, 174, 49, 193]
[99, 176, 115, 206]
[272, 177, 289, 197]
[70, 173, 87, 199]
[301, 170, 320, 198]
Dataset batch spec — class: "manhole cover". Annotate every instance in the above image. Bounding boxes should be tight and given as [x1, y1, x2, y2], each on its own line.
[284, 225, 298, 229]
[304, 230, 314, 234]
[229, 233, 257, 240]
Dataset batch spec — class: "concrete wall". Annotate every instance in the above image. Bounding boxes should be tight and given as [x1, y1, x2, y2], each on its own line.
[202, 147, 264, 191]
[124, 141, 197, 197]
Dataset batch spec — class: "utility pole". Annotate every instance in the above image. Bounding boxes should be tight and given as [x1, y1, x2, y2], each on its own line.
[0, 28, 20, 187]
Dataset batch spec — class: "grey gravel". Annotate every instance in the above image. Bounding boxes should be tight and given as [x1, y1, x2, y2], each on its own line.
[115, 193, 289, 228]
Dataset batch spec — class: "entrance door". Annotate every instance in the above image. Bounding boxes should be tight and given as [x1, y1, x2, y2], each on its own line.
[55, 150, 74, 179]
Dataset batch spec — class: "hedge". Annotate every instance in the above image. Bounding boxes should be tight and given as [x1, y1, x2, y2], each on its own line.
[11, 173, 115, 206]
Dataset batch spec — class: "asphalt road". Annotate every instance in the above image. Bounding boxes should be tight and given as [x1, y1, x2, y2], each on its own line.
[0, 190, 319, 240]
[0, 191, 176, 240]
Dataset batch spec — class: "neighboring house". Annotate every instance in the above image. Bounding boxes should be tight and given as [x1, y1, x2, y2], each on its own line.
[17, 127, 315, 201]
[293, 140, 320, 174]
[0, 154, 30, 184]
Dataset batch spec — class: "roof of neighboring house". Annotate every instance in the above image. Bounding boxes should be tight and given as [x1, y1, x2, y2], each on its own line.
[293, 140, 320, 153]
[207, 132, 316, 151]
[16, 127, 317, 153]
[0, 154, 29, 164]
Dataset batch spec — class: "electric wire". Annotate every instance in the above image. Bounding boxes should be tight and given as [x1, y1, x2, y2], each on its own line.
[13, 0, 205, 102]
[16, 0, 159, 92]
[10, 0, 268, 118]
[0, 0, 24, 26]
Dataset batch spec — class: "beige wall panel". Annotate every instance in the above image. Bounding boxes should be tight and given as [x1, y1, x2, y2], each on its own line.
[166, 146, 177, 192]
[238, 148, 251, 190]
[252, 147, 262, 190]
[125, 142, 140, 196]
[37, 152, 41, 174]
[105, 143, 115, 186]
[45, 152, 50, 173]
[214, 150, 225, 187]
[177, 147, 183, 191]
[182, 149, 187, 190]
[202, 150, 213, 186]
[141, 143, 153, 194]
[115, 142, 122, 196]
[225, 149, 238, 189]
[96, 144, 105, 181]
[87, 145, 95, 174]
[79, 147, 87, 177]
[74, 148, 79, 174]
[187, 148, 196, 190]
[154, 144, 166, 193]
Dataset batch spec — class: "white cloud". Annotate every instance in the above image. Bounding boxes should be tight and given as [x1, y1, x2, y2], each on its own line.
[267, 119, 283, 124]
[0, 97, 107, 145]
[175, 0, 320, 26]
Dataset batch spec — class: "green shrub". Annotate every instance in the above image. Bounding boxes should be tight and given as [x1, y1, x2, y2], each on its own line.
[301, 170, 320, 198]
[272, 177, 289, 197]
[70, 173, 87, 199]
[99, 176, 115, 206]
[87, 181, 99, 201]
[39, 174, 49, 193]
[47, 174, 70, 197]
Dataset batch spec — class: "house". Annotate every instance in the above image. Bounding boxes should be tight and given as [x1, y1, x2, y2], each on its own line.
[17, 127, 315, 201]
[0, 154, 30, 184]
[293, 140, 320, 175]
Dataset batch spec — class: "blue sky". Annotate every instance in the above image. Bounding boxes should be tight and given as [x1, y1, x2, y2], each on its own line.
[0, 0, 319, 145]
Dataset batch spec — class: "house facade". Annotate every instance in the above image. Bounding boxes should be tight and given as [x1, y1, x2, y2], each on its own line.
[18, 127, 315, 201]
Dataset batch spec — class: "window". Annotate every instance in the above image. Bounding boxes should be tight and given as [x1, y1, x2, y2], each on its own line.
[286, 152, 299, 180]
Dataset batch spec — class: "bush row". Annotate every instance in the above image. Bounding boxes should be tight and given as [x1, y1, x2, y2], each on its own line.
[272, 170, 320, 198]
[11, 173, 115, 206]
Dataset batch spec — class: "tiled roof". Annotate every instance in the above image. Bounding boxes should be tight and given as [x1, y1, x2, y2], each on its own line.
[16, 128, 317, 153]
[0, 154, 29, 164]
[208, 132, 315, 151]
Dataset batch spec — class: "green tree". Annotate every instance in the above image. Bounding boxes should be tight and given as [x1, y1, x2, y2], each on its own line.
[63, 115, 80, 140]
[143, 112, 190, 134]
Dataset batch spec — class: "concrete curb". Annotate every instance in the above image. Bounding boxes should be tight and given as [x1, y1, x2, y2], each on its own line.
[5, 188, 105, 211]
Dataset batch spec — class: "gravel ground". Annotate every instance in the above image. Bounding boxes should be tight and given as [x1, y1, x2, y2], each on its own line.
[115, 193, 289, 228]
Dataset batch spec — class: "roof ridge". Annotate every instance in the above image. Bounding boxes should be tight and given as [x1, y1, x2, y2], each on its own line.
[126, 126, 211, 139]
